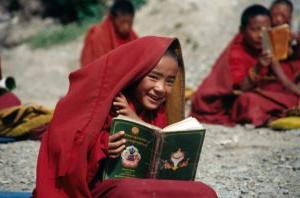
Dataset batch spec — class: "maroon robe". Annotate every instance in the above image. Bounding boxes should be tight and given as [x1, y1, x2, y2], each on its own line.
[35, 36, 217, 198]
[80, 16, 138, 67]
[0, 91, 21, 110]
[191, 34, 299, 127]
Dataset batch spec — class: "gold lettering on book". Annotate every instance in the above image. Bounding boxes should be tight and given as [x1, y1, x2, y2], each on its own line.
[131, 127, 139, 135]
[119, 168, 136, 177]
[125, 134, 151, 147]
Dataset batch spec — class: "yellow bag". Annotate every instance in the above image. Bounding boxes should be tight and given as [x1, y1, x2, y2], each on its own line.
[269, 116, 300, 130]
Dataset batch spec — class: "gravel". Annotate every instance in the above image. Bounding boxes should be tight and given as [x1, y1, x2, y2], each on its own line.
[1, 0, 300, 197]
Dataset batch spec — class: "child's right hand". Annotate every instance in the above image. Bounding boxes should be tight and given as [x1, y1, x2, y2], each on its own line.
[113, 92, 141, 121]
[108, 131, 126, 158]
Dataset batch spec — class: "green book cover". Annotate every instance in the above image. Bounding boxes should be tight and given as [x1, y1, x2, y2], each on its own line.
[155, 130, 205, 180]
[103, 115, 205, 181]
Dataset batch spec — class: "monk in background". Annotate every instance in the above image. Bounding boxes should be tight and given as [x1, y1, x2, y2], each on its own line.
[0, 57, 20, 110]
[191, 4, 300, 127]
[80, 0, 138, 67]
[269, 0, 300, 101]
[270, 0, 300, 60]
[0, 57, 53, 140]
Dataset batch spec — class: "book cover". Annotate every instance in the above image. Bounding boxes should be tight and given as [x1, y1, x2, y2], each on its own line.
[103, 117, 158, 179]
[103, 115, 205, 181]
[262, 24, 290, 60]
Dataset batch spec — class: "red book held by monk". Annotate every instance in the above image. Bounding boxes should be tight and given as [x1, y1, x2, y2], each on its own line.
[103, 115, 206, 181]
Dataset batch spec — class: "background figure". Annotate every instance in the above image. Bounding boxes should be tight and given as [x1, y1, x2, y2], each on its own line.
[270, 0, 293, 26]
[269, 0, 300, 98]
[0, 56, 20, 109]
[191, 4, 300, 127]
[0, 57, 52, 141]
[270, 0, 300, 58]
[80, 0, 138, 67]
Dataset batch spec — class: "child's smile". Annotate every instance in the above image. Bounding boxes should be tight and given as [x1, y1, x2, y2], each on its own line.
[134, 55, 179, 110]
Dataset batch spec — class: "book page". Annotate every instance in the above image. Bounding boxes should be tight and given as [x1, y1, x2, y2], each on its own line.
[162, 117, 204, 132]
[262, 27, 273, 54]
[115, 115, 161, 131]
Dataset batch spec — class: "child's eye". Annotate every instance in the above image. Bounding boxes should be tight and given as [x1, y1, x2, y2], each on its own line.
[166, 79, 175, 86]
[147, 74, 159, 80]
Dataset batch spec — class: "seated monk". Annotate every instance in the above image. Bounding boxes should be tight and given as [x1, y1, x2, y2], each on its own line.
[0, 58, 53, 140]
[34, 36, 217, 197]
[0, 57, 20, 110]
[191, 4, 300, 127]
[80, 0, 138, 67]
[266, 0, 300, 130]
[270, 0, 300, 68]
[270, 0, 300, 58]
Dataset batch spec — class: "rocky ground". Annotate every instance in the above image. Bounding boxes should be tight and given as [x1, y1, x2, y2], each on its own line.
[0, 0, 300, 197]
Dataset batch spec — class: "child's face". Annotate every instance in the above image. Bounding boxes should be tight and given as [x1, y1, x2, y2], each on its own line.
[271, 3, 292, 27]
[113, 14, 134, 39]
[134, 55, 179, 110]
[243, 15, 271, 51]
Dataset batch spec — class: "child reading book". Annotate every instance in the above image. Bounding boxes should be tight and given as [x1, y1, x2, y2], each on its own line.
[35, 36, 217, 197]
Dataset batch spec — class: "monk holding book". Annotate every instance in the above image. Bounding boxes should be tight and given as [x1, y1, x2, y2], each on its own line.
[270, 0, 300, 61]
[35, 36, 217, 197]
[80, 0, 138, 67]
[191, 4, 300, 127]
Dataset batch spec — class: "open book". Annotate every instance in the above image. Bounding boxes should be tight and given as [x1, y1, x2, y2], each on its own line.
[102, 115, 205, 181]
[262, 24, 290, 60]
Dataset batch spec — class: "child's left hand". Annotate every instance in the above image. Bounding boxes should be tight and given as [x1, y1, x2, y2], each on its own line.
[113, 93, 140, 120]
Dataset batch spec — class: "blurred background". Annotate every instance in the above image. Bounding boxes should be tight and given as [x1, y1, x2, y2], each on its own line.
[0, 0, 298, 107]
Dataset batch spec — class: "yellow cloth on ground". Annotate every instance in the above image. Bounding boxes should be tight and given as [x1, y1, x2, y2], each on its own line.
[0, 104, 53, 137]
[269, 116, 300, 130]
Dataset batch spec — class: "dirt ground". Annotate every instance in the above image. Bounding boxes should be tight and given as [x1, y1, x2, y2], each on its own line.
[0, 0, 299, 197]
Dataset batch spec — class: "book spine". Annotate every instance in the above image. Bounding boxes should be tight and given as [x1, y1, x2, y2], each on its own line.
[149, 131, 163, 178]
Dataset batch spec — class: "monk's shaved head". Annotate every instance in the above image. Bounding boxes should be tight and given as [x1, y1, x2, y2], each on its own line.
[110, 0, 135, 18]
[240, 4, 270, 31]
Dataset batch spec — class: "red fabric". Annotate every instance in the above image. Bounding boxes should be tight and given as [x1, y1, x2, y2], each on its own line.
[191, 34, 300, 127]
[80, 16, 138, 67]
[36, 36, 208, 198]
[0, 91, 21, 110]
[91, 178, 217, 198]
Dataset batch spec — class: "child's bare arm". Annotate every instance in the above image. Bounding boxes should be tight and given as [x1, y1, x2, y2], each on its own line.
[241, 51, 272, 91]
[271, 58, 300, 96]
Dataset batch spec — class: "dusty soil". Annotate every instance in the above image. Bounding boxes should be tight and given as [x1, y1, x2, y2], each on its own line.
[0, 0, 299, 197]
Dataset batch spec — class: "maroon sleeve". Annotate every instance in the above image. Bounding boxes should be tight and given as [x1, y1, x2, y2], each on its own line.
[228, 47, 253, 85]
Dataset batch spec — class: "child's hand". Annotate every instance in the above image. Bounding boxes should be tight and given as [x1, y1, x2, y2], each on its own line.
[291, 31, 300, 43]
[108, 131, 126, 158]
[258, 51, 272, 68]
[113, 93, 140, 120]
